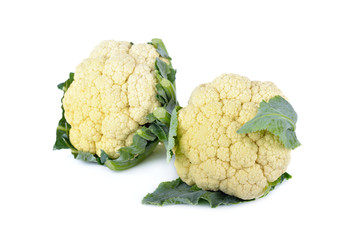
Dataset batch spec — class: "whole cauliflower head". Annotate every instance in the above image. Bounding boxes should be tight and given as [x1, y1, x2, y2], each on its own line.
[174, 74, 291, 200]
[63, 40, 162, 158]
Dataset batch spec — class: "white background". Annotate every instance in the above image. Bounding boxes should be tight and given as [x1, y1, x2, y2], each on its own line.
[1, 0, 349, 239]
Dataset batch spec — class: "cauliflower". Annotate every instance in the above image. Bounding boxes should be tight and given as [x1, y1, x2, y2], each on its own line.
[62, 40, 162, 158]
[54, 39, 178, 169]
[174, 73, 294, 200]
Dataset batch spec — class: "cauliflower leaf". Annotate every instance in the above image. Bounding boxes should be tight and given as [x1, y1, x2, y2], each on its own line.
[237, 96, 301, 149]
[166, 106, 181, 162]
[53, 72, 75, 151]
[142, 173, 291, 208]
[105, 140, 159, 171]
[151, 38, 171, 60]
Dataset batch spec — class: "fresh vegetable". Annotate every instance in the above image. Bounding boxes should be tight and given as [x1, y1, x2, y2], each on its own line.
[171, 73, 299, 200]
[53, 39, 178, 170]
[142, 173, 292, 208]
[54, 41, 299, 207]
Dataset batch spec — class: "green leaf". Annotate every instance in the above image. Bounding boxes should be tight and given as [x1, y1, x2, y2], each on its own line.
[155, 83, 168, 105]
[57, 72, 74, 91]
[137, 127, 156, 141]
[99, 150, 109, 165]
[156, 58, 170, 79]
[142, 173, 291, 208]
[237, 96, 301, 149]
[165, 106, 180, 162]
[165, 98, 177, 114]
[149, 123, 168, 143]
[53, 119, 73, 150]
[119, 134, 148, 155]
[53, 73, 76, 151]
[152, 107, 171, 126]
[146, 113, 157, 123]
[105, 140, 159, 171]
[74, 151, 99, 163]
[154, 70, 163, 82]
[261, 172, 292, 197]
[149, 39, 179, 162]
[160, 78, 176, 103]
[167, 68, 176, 85]
[147, 106, 180, 162]
[151, 38, 171, 60]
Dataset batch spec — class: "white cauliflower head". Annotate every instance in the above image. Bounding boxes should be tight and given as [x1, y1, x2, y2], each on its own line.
[63, 40, 161, 158]
[174, 73, 291, 200]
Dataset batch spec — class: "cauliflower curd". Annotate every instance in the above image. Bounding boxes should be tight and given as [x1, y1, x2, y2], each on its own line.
[174, 74, 291, 200]
[63, 40, 161, 158]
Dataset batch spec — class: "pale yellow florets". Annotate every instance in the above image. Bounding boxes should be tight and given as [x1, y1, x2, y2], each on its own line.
[174, 73, 290, 200]
[63, 40, 160, 158]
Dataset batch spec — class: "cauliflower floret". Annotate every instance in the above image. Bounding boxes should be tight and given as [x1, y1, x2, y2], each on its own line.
[128, 64, 160, 124]
[175, 73, 290, 200]
[63, 40, 161, 158]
